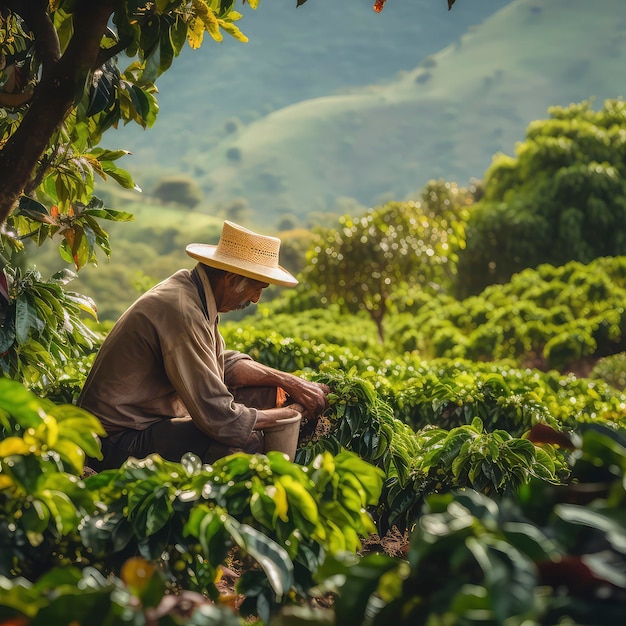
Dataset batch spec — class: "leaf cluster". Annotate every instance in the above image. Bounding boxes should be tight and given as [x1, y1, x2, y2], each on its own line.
[389, 256, 626, 371]
[0, 265, 101, 396]
[219, 315, 626, 534]
[303, 424, 626, 626]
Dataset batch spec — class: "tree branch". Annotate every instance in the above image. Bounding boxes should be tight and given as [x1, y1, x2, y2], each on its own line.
[0, 0, 117, 224]
[96, 35, 134, 67]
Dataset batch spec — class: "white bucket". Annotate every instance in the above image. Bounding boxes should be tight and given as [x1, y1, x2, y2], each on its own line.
[263, 412, 302, 461]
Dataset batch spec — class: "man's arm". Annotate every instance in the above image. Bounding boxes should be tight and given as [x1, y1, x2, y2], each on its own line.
[225, 358, 330, 420]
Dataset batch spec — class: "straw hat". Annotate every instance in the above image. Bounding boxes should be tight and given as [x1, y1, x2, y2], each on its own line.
[186, 221, 298, 287]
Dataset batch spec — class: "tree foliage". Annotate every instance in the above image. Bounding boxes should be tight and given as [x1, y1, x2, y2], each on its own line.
[457, 99, 626, 296]
[0, 265, 100, 397]
[152, 174, 203, 208]
[0, 0, 261, 391]
[302, 180, 474, 341]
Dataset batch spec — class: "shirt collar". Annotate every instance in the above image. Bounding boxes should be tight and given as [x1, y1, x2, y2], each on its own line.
[195, 264, 219, 324]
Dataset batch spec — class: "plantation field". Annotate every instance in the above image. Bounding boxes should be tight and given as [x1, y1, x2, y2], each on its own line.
[4, 250, 626, 623]
[2, 322, 626, 622]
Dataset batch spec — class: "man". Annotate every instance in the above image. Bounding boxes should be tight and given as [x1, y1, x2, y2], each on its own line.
[79, 221, 330, 470]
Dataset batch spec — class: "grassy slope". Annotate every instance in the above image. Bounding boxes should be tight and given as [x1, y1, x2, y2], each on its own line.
[117, 0, 507, 198]
[182, 0, 626, 224]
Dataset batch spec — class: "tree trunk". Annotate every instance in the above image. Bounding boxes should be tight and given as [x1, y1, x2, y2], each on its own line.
[367, 306, 386, 344]
[0, 0, 117, 224]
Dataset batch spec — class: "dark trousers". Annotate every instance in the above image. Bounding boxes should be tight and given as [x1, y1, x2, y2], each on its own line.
[87, 386, 283, 471]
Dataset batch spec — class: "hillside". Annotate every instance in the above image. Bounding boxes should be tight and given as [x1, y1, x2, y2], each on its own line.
[148, 0, 625, 226]
[117, 0, 510, 202]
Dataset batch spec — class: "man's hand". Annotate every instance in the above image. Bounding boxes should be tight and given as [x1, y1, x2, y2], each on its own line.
[282, 378, 330, 421]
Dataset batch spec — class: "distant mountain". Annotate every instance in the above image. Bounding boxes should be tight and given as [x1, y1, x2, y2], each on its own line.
[115, 0, 626, 228]
[119, 0, 510, 195]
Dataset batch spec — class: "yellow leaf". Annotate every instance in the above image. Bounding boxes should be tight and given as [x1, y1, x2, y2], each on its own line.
[201, 10, 222, 42]
[54, 439, 85, 474]
[0, 437, 31, 457]
[265, 483, 288, 523]
[40, 413, 59, 448]
[191, 0, 222, 43]
[280, 475, 319, 524]
[218, 20, 248, 43]
[187, 18, 205, 49]
[0, 474, 13, 490]
[325, 520, 346, 554]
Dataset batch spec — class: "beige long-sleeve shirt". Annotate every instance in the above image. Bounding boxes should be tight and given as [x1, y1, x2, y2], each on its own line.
[78, 267, 258, 447]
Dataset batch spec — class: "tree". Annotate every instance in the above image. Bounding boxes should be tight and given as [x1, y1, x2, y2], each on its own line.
[152, 175, 203, 208]
[456, 99, 626, 297]
[0, 1, 256, 224]
[302, 180, 473, 342]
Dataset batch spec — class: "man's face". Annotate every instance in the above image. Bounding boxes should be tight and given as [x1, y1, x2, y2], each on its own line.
[219, 273, 269, 312]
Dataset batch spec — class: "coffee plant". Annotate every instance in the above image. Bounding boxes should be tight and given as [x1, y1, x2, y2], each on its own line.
[0, 378, 383, 624]
[0, 265, 101, 400]
[388, 256, 626, 370]
[212, 325, 626, 534]
[275, 423, 626, 626]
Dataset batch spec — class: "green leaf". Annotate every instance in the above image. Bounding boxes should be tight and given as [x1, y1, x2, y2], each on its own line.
[502, 521, 561, 561]
[0, 318, 16, 354]
[334, 553, 399, 626]
[250, 484, 277, 529]
[223, 517, 294, 600]
[134, 486, 173, 537]
[17, 196, 55, 224]
[39, 488, 81, 534]
[127, 84, 158, 128]
[466, 536, 537, 623]
[335, 451, 384, 504]
[0, 379, 49, 428]
[15, 297, 42, 345]
[169, 15, 188, 55]
[184, 504, 229, 566]
[555, 504, 626, 553]
[158, 21, 176, 74]
[90, 148, 131, 162]
[4, 453, 44, 494]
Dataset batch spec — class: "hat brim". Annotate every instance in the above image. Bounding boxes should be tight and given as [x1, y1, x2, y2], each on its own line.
[186, 244, 298, 287]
